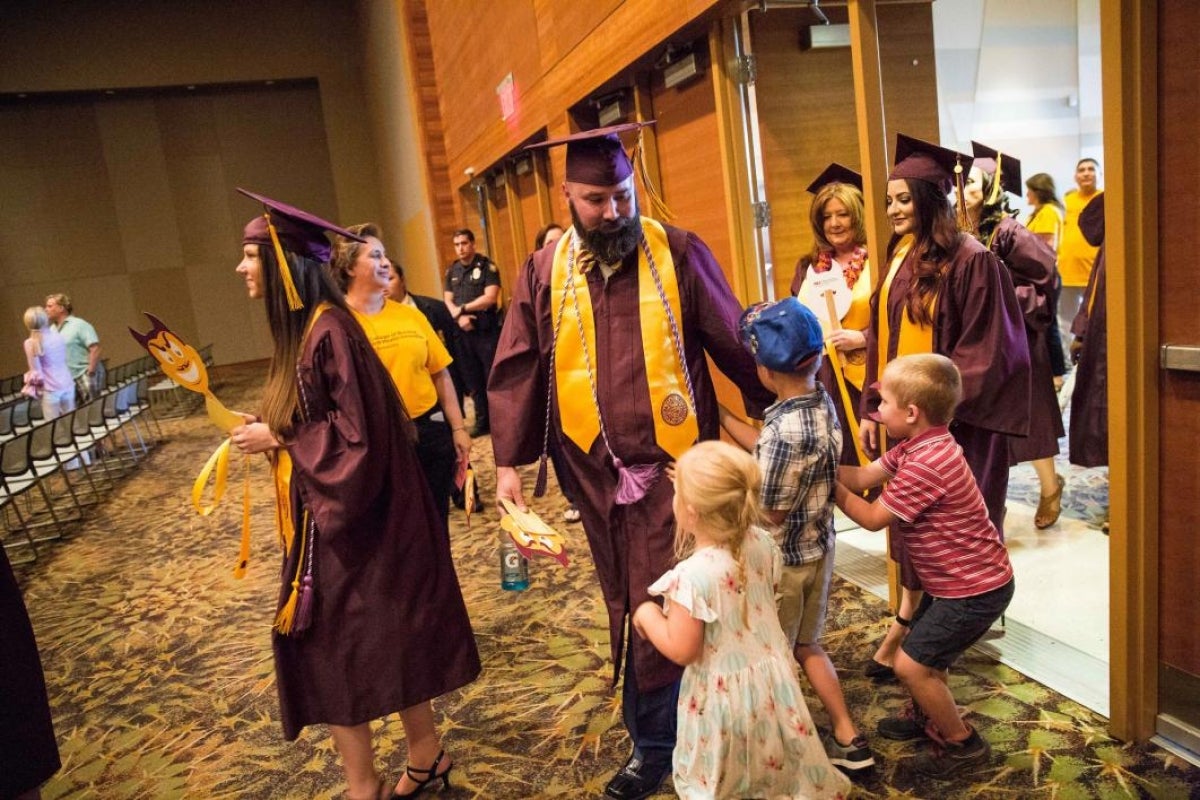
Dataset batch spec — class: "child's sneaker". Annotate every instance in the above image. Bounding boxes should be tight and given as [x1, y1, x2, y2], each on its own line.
[908, 726, 992, 779]
[823, 732, 875, 772]
[877, 700, 931, 741]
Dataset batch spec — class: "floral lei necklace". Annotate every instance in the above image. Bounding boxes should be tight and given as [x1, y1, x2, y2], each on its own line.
[815, 245, 867, 289]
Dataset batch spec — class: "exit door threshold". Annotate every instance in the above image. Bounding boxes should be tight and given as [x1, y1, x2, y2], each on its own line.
[835, 540, 1110, 718]
[1154, 715, 1200, 769]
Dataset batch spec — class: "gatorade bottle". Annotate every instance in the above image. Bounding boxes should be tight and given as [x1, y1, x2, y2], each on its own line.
[499, 531, 530, 591]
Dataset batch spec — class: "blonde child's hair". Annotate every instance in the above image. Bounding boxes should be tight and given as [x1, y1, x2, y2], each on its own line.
[882, 353, 962, 425]
[673, 440, 765, 623]
[24, 306, 50, 357]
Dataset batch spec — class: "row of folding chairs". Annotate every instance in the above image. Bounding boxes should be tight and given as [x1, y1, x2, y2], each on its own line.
[1, 377, 162, 564]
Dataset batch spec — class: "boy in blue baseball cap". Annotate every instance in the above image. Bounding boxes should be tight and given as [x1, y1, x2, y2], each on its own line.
[722, 296, 874, 774]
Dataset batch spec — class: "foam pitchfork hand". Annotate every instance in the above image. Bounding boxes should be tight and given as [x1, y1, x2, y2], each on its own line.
[129, 312, 256, 577]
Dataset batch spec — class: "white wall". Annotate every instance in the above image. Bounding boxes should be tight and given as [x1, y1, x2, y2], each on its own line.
[933, 0, 1104, 214]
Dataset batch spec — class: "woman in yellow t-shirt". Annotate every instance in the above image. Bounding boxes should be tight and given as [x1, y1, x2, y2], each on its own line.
[331, 223, 471, 528]
[1024, 172, 1068, 385]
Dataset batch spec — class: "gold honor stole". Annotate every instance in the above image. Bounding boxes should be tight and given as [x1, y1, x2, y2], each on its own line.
[551, 218, 698, 460]
[841, 259, 872, 391]
[877, 236, 936, 381]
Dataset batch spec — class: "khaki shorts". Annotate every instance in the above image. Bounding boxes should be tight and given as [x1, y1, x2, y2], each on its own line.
[775, 551, 834, 647]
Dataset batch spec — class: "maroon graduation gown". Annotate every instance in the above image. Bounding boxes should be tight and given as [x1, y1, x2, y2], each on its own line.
[0, 547, 60, 796]
[988, 216, 1065, 463]
[862, 234, 1031, 535]
[273, 306, 480, 740]
[488, 223, 772, 692]
[1069, 194, 1108, 467]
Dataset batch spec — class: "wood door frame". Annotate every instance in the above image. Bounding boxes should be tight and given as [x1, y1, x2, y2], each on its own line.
[1100, 0, 1158, 742]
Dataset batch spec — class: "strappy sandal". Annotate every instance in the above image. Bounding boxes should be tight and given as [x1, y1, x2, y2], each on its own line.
[1035, 474, 1066, 529]
[392, 750, 452, 799]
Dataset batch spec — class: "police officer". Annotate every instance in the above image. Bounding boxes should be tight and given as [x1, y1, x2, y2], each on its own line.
[443, 228, 501, 435]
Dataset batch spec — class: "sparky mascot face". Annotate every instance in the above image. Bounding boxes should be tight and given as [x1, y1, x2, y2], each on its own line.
[129, 313, 209, 393]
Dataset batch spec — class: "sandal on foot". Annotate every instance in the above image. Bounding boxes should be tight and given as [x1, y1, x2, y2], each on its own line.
[1035, 474, 1065, 529]
[393, 750, 452, 798]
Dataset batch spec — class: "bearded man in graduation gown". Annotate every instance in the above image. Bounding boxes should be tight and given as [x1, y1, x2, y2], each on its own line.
[489, 122, 772, 800]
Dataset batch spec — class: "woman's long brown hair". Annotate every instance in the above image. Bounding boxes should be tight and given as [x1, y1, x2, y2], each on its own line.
[884, 178, 963, 328]
[257, 243, 349, 438]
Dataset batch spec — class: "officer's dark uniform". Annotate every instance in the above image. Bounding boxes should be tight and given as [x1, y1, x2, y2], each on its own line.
[444, 253, 502, 432]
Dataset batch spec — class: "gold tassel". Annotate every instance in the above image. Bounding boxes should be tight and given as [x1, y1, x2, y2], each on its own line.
[954, 156, 977, 236]
[986, 152, 1004, 206]
[273, 510, 308, 634]
[632, 132, 675, 221]
[265, 215, 304, 311]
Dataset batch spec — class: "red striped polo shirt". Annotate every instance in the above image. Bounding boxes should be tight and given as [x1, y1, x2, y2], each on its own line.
[879, 426, 1014, 599]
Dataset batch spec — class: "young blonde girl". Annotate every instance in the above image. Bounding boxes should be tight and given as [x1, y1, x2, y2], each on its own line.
[632, 440, 851, 799]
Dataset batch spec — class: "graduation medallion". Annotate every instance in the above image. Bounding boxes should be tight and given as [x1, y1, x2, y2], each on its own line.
[660, 391, 689, 426]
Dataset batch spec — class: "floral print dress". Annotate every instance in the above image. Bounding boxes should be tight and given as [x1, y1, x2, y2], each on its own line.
[648, 527, 850, 799]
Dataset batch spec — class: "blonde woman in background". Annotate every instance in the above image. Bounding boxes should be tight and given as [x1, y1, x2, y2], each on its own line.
[22, 306, 75, 419]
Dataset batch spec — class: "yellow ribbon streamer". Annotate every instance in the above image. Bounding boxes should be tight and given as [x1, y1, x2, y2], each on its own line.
[191, 437, 254, 578]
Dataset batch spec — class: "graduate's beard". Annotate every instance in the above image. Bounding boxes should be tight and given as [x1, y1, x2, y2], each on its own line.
[570, 202, 641, 265]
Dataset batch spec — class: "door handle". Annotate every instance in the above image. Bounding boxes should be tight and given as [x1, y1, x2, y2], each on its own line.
[1160, 344, 1200, 372]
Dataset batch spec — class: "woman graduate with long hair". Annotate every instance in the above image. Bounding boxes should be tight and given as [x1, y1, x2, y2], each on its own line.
[229, 190, 480, 800]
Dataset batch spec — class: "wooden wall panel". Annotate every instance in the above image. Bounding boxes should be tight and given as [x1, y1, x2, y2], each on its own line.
[651, 73, 733, 280]
[404, 0, 458, 263]
[752, 5, 939, 299]
[423, 0, 724, 184]
[1157, 0, 1200, 675]
[424, 2, 542, 167]
[486, 178, 520, 294]
[515, 164, 548, 254]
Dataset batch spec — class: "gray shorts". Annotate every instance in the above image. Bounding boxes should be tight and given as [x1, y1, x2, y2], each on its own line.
[901, 579, 1015, 670]
[775, 551, 834, 647]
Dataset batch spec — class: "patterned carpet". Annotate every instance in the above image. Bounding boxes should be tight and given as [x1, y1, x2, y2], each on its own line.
[10, 363, 1200, 799]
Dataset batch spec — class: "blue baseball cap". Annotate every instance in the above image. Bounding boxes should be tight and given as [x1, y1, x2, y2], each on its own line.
[738, 297, 825, 373]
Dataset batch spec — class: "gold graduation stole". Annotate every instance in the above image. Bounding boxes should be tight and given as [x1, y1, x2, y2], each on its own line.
[877, 236, 936, 379]
[550, 218, 698, 461]
[841, 259, 872, 391]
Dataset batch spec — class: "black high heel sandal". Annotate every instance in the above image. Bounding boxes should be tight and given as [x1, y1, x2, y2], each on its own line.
[392, 750, 452, 799]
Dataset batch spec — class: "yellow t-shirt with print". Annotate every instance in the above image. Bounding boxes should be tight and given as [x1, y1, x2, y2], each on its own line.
[351, 300, 452, 417]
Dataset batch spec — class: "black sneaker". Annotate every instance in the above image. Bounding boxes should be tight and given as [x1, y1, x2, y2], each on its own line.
[908, 727, 992, 779]
[823, 732, 875, 772]
[864, 657, 896, 681]
[604, 754, 669, 800]
[877, 701, 931, 741]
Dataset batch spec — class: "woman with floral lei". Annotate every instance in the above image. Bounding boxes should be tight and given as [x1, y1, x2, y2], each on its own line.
[632, 441, 850, 799]
[790, 164, 871, 466]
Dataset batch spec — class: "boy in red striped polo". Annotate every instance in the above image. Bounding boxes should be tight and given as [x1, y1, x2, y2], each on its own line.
[835, 353, 1014, 780]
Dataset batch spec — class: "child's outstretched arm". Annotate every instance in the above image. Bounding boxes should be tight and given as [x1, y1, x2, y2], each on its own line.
[632, 600, 704, 666]
[835, 480, 896, 531]
[718, 403, 759, 452]
[838, 462, 887, 493]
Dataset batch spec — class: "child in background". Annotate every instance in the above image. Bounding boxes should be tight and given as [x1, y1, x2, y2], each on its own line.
[720, 297, 873, 773]
[632, 440, 851, 800]
[836, 353, 1014, 780]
